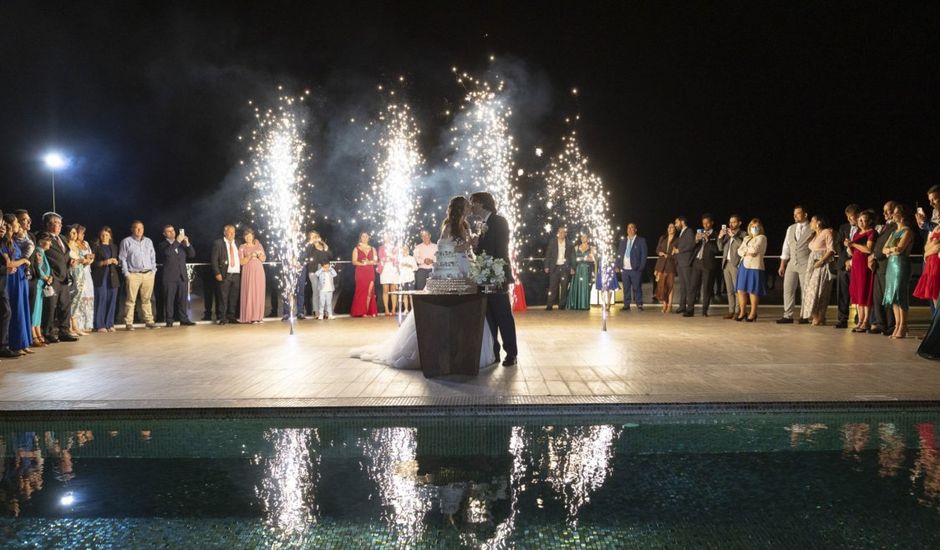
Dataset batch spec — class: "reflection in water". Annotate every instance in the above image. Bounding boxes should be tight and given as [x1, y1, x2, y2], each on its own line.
[787, 423, 829, 448]
[254, 428, 320, 533]
[539, 425, 621, 526]
[913, 423, 940, 511]
[358, 427, 433, 540]
[841, 423, 871, 469]
[878, 423, 905, 478]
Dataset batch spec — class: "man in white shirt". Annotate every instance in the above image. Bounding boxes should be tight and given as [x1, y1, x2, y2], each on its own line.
[544, 226, 573, 310]
[413, 229, 437, 291]
[210, 224, 241, 324]
[776, 205, 813, 324]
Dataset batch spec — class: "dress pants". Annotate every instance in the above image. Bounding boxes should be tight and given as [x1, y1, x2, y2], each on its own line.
[690, 265, 716, 314]
[870, 263, 895, 331]
[42, 279, 72, 339]
[308, 271, 321, 315]
[217, 273, 241, 321]
[620, 269, 643, 306]
[27, 277, 37, 325]
[163, 278, 191, 322]
[675, 262, 693, 312]
[782, 263, 807, 319]
[546, 265, 570, 308]
[486, 292, 518, 358]
[282, 270, 306, 316]
[94, 282, 118, 329]
[124, 272, 156, 325]
[836, 269, 851, 323]
[201, 268, 216, 319]
[0, 281, 10, 349]
[415, 269, 431, 291]
[318, 290, 334, 317]
[722, 263, 738, 313]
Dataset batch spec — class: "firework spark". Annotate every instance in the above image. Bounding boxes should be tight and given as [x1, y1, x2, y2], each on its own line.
[448, 68, 522, 280]
[243, 91, 312, 333]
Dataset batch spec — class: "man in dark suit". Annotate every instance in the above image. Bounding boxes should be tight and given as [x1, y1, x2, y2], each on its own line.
[0, 214, 17, 359]
[671, 216, 696, 314]
[543, 226, 573, 310]
[470, 192, 518, 367]
[210, 224, 241, 324]
[156, 225, 196, 327]
[615, 223, 648, 311]
[40, 212, 78, 342]
[869, 201, 897, 335]
[686, 214, 720, 317]
[833, 204, 860, 329]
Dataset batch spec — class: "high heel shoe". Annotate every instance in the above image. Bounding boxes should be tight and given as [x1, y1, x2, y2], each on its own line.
[734, 315, 745, 322]
[746, 315, 758, 323]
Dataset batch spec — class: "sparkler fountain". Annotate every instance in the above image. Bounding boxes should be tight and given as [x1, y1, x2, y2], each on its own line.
[543, 124, 616, 330]
[448, 68, 524, 302]
[243, 89, 312, 334]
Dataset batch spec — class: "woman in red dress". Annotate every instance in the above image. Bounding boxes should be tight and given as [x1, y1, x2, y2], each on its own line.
[350, 232, 378, 317]
[846, 210, 876, 332]
[914, 224, 940, 306]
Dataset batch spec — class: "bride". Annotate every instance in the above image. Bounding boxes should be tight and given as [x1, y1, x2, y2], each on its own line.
[350, 196, 497, 370]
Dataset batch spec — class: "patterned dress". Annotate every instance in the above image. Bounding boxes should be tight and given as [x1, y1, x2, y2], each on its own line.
[801, 229, 834, 320]
[566, 246, 593, 310]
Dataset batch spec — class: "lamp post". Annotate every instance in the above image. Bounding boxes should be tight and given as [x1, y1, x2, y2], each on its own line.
[43, 152, 67, 212]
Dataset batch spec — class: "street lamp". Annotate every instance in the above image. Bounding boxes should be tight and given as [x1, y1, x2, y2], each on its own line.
[43, 152, 67, 212]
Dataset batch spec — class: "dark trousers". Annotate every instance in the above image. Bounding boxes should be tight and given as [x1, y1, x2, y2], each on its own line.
[870, 264, 895, 331]
[486, 292, 518, 358]
[217, 273, 241, 321]
[415, 269, 431, 291]
[201, 268, 216, 319]
[93, 282, 118, 329]
[42, 279, 72, 338]
[282, 269, 306, 316]
[621, 269, 643, 306]
[546, 265, 570, 308]
[0, 281, 10, 349]
[836, 269, 851, 323]
[163, 278, 191, 323]
[676, 262, 693, 312]
[690, 265, 716, 314]
[27, 277, 37, 324]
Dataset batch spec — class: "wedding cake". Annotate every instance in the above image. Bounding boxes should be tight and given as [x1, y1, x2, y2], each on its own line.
[424, 239, 477, 294]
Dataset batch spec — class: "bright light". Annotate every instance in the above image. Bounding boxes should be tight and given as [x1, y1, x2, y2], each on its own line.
[60, 493, 75, 506]
[44, 152, 67, 169]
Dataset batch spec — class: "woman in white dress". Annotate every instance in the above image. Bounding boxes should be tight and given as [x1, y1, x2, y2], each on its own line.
[351, 197, 496, 370]
[378, 232, 399, 317]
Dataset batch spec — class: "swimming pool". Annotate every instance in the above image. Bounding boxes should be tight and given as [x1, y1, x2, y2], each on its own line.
[1, 408, 938, 548]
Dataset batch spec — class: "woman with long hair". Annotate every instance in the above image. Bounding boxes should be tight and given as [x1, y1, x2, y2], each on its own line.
[91, 226, 120, 332]
[882, 204, 913, 339]
[801, 215, 836, 325]
[305, 231, 331, 316]
[238, 228, 267, 323]
[846, 210, 876, 332]
[1, 214, 33, 354]
[735, 218, 768, 322]
[66, 225, 87, 337]
[566, 232, 594, 310]
[654, 223, 678, 313]
[378, 232, 399, 317]
[350, 232, 378, 317]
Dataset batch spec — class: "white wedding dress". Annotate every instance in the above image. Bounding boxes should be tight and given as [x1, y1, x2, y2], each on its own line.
[350, 237, 496, 370]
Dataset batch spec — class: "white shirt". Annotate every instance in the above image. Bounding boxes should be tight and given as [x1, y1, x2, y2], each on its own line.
[414, 242, 437, 271]
[556, 239, 566, 265]
[225, 239, 240, 274]
[780, 222, 809, 261]
[622, 236, 635, 270]
[398, 255, 417, 283]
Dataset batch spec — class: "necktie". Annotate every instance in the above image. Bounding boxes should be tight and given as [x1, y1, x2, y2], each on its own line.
[228, 240, 237, 269]
[57, 235, 65, 252]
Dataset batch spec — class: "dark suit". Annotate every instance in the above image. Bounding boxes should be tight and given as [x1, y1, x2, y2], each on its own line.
[91, 242, 120, 329]
[870, 222, 896, 332]
[672, 227, 696, 313]
[41, 232, 73, 339]
[211, 238, 241, 322]
[474, 212, 517, 359]
[157, 239, 195, 323]
[544, 237, 574, 308]
[616, 235, 648, 307]
[834, 222, 855, 324]
[689, 230, 719, 315]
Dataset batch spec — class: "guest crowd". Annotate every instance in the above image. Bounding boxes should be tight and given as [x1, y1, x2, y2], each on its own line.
[0, 187, 934, 361]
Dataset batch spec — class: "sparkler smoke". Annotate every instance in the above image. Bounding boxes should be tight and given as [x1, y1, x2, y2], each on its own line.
[243, 89, 313, 333]
[356, 86, 424, 250]
[447, 68, 523, 279]
[542, 125, 616, 290]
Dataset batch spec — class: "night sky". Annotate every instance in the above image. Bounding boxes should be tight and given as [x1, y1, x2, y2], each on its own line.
[2, 1, 938, 259]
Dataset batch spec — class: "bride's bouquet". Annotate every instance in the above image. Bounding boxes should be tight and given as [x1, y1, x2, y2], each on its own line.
[470, 253, 507, 288]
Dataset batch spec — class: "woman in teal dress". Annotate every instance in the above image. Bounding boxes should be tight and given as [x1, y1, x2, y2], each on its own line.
[566, 232, 594, 310]
[882, 204, 913, 339]
[31, 236, 53, 346]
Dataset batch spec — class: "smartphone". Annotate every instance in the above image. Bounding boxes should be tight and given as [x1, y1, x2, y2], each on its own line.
[918, 207, 926, 216]
[696, 228, 703, 234]
[179, 228, 186, 236]
[721, 224, 727, 231]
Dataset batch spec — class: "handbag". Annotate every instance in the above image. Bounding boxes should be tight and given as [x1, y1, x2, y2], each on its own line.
[43, 284, 55, 298]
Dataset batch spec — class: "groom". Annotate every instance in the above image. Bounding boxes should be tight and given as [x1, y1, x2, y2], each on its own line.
[470, 192, 518, 367]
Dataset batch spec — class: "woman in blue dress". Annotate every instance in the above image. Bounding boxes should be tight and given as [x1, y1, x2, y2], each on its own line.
[1, 214, 33, 355]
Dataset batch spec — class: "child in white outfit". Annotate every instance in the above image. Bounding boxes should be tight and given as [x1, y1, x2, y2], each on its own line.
[316, 262, 337, 319]
[397, 245, 418, 312]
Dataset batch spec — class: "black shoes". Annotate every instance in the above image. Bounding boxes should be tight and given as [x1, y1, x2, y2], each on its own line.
[798, 319, 810, 325]
[636, 305, 644, 311]
[682, 312, 694, 317]
[0, 349, 20, 358]
[502, 356, 517, 367]
[834, 321, 848, 329]
[775, 317, 794, 324]
[165, 322, 174, 328]
[180, 320, 196, 326]
[58, 334, 79, 342]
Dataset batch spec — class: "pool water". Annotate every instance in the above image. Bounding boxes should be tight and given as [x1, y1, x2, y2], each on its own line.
[1, 409, 939, 548]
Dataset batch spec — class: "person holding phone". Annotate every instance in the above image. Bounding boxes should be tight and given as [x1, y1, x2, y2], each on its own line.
[238, 228, 266, 324]
[156, 224, 195, 327]
[915, 185, 940, 243]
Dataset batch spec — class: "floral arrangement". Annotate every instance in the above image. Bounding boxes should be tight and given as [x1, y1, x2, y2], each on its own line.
[470, 253, 507, 287]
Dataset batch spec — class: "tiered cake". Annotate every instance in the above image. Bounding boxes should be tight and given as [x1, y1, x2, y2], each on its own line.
[424, 239, 477, 294]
